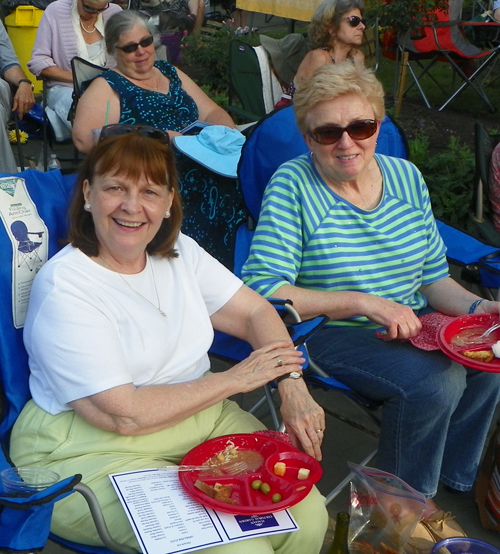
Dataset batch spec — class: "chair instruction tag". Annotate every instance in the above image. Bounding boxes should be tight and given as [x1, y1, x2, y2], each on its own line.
[0, 177, 49, 328]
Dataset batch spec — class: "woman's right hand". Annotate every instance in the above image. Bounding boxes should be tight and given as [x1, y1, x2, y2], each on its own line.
[364, 295, 422, 340]
[228, 340, 305, 393]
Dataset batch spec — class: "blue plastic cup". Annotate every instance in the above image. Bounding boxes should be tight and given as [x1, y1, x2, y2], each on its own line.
[431, 537, 500, 554]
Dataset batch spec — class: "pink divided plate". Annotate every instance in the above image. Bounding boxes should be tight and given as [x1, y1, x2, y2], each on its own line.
[179, 433, 322, 515]
[437, 313, 500, 372]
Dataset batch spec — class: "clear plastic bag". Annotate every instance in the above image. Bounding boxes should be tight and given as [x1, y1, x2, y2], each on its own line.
[348, 462, 426, 554]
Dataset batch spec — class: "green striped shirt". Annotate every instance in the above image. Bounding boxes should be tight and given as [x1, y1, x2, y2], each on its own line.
[241, 153, 449, 328]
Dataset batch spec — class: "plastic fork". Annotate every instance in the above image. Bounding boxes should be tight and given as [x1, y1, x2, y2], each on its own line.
[481, 322, 500, 338]
[159, 461, 249, 475]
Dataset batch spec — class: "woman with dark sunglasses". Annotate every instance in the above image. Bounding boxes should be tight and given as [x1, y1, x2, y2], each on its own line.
[242, 62, 500, 548]
[28, 0, 121, 142]
[9, 131, 328, 552]
[73, 10, 235, 154]
[294, 0, 366, 92]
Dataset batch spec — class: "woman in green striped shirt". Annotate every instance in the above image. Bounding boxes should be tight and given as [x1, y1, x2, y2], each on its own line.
[242, 62, 500, 542]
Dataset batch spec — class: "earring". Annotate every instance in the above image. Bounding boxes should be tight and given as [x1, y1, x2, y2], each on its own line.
[84, 203, 91, 211]
[165, 211, 171, 218]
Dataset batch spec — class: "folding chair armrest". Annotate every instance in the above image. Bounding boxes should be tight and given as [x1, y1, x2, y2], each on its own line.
[74, 482, 138, 554]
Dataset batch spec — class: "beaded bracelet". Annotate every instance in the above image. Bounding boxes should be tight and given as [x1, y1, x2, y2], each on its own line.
[468, 299, 484, 314]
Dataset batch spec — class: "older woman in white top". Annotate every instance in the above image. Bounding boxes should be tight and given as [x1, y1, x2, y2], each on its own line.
[28, 0, 121, 141]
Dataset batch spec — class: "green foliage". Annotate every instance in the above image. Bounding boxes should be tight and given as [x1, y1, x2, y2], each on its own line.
[409, 133, 475, 226]
[182, 27, 233, 91]
[366, 0, 448, 34]
[200, 85, 228, 108]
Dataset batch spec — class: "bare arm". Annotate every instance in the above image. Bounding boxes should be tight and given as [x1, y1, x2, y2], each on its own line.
[420, 276, 500, 316]
[176, 66, 235, 127]
[270, 283, 422, 341]
[212, 285, 326, 459]
[40, 66, 73, 84]
[72, 77, 121, 153]
[2, 65, 34, 119]
[293, 49, 332, 91]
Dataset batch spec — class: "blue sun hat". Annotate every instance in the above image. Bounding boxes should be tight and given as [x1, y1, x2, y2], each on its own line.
[173, 126, 246, 178]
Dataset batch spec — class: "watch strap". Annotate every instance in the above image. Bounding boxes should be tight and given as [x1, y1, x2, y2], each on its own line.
[276, 371, 303, 384]
[17, 79, 34, 91]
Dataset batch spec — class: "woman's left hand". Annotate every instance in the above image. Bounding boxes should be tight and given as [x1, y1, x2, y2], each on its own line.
[279, 378, 325, 460]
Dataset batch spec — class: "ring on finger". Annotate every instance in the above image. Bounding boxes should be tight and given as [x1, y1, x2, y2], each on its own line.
[316, 429, 324, 433]
[276, 358, 283, 367]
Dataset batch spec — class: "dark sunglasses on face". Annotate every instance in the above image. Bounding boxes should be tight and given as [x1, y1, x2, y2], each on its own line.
[99, 124, 170, 145]
[81, 1, 109, 13]
[345, 15, 367, 27]
[115, 35, 154, 53]
[308, 120, 377, 145]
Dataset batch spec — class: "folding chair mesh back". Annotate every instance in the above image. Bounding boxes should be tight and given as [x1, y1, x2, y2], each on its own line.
[70, 56, 106, 126]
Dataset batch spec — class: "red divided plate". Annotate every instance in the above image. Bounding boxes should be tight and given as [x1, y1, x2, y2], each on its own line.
[179, 433, 322, 515]
[437, 313, 500, 372]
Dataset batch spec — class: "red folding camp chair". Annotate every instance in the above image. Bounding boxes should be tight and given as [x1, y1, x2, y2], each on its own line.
[400, 0, 500, 111]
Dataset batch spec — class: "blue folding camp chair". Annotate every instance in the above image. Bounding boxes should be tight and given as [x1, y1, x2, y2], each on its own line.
[0, 170, 138, 554]
[229, 104, 500, 502]
[0, 167, 330, 550]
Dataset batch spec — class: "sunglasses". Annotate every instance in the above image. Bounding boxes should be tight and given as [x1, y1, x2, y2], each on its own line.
[115, 35, 154, 54]
[308, 120, 377, 145]
[99, 124, 170, 145]
[345, 15, 367, 27]
[81, 1, 109, 13]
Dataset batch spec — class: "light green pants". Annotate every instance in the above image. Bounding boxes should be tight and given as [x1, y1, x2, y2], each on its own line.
[10, 399, 328, 554]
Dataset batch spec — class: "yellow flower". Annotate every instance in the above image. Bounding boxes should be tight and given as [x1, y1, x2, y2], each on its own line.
[8, 129, 28, 144]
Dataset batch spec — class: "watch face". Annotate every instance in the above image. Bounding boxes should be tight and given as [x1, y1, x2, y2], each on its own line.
[289, 371, 302, 379]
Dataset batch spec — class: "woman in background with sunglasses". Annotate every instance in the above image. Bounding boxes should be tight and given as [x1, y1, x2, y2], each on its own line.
[242, 62, 500, 545]
[28, 0, 122, 142]
[10, 130, 328, 551]
[73, 10, 234, 153]
[293, 0, 365, 93]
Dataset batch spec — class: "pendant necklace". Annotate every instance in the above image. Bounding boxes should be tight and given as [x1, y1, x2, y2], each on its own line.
[80, 19, 97, 34]
[100, 254, 167, 317]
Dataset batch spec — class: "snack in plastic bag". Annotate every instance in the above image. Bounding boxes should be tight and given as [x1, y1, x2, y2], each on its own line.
[348, 462, 426, 554]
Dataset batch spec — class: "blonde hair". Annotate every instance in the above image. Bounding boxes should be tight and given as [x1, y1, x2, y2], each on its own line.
[308, 0, 365, 50]
[293, 63, 385, 134]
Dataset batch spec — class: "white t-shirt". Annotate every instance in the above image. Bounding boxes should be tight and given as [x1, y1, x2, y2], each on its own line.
[24, 233, 243, 415]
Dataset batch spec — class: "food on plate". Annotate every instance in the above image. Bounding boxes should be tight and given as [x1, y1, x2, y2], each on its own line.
[272, 493, 282, 503]
[492, 340, 500, 358]
[297, 468, 310, 480]
[251, 479, 262, 490]
[462, 349, 495, 363]
[296, 485, 307, 491]
[273, 462, 286, 476]
[204, 440, 264, 474]
[451, 328, 494, 347]
[194, 480, 239, 504]
[260, 482, 271, 495]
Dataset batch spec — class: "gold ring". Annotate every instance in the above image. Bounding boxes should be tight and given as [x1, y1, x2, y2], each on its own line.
[276, 358, 283, 367]
[316, 429, 323, 433]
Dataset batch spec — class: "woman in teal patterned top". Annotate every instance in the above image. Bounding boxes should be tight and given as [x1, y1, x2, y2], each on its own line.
[242, 63, 500, 542]
[73, 10, 234, 153]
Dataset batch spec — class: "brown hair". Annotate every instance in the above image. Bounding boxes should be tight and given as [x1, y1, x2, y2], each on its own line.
[68, 132, 182, 258]
[308, 0, 365, 50]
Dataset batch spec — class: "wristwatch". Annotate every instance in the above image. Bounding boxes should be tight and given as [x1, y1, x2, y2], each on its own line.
[17, 79, 34, 91]
[276, 371, 303, 384]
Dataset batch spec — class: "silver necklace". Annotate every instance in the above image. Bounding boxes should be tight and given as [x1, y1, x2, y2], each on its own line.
[100, 254, 167, 318]
[80, 19, 97, 34]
